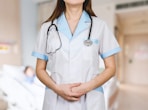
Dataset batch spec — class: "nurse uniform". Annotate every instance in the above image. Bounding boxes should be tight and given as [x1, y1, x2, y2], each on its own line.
[32, 11, 121, 110]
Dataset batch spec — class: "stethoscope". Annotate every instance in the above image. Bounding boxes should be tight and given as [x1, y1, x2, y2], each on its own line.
[46, 13, 93, 54]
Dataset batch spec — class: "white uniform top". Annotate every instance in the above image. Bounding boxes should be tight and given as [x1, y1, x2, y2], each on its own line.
[32, 11, 121, 110]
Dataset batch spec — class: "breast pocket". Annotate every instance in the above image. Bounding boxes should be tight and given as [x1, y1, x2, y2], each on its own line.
[83, 38, 99, 61]
[47, 29, 61, 54]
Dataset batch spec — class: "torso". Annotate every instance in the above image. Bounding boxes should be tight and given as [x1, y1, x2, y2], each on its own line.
[42, 16, 106, 110]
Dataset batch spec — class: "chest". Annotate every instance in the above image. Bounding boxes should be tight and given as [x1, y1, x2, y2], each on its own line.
[67, 19, 80, 36]
[46, 29, 101, 59]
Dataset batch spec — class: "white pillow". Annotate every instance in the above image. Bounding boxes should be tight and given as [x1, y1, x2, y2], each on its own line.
[2, 64, 25, 79]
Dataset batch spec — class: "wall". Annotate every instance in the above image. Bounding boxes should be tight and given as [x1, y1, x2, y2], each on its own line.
[115, 17, 125, 82]
[0, 0, 21, 66]
[37, 0, 56, 27]
[0, 0, 38, 67]
[20, 0, 38, 67]
[92, 2, 116, 31]
[124, 34, 148, 85]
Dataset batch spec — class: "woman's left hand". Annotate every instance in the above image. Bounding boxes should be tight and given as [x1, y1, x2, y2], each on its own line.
[71, 82, 91, 96]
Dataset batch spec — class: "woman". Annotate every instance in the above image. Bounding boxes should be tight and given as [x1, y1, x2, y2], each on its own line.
[32, 0, 121, 110]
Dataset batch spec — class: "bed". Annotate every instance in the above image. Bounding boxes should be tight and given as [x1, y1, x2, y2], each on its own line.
[0, 64, 45, 110]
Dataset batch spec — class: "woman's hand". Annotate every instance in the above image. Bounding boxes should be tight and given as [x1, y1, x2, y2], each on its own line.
[55, 83, 83, 101]
[71, 82, 91, 96]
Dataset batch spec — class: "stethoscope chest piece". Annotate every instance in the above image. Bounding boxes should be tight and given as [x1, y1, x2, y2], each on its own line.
[84, 40, 93, 46]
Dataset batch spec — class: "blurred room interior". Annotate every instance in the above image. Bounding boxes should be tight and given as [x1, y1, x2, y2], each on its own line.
[0, 0, 148, 110]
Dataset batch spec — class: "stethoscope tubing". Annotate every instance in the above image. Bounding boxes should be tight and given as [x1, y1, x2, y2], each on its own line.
[46, 21, 62, 54]
[46, 13, 93, 54]
[88, 14, 93, 40]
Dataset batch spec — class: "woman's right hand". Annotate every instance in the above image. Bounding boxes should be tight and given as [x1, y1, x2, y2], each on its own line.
[54, 83, 83, 101]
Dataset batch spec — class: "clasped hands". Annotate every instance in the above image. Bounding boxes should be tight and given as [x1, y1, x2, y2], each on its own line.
[55, 82, 90, 101]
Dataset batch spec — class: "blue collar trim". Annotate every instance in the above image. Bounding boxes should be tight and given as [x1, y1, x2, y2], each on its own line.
[57, 11, 91, 40]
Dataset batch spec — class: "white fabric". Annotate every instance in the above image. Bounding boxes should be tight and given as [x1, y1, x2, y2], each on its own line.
[33, 15, 121, 110]
[0, 69, 45, 110]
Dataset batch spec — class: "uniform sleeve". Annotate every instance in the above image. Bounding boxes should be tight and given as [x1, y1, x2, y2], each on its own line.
[99, 22, 121, 59]
[32, 23, 48, 61]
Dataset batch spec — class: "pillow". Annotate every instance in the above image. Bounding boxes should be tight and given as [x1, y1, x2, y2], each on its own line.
[2, 64, 25, 79]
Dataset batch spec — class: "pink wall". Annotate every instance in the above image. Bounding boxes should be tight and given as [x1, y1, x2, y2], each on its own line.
[0, 0, 21, 66]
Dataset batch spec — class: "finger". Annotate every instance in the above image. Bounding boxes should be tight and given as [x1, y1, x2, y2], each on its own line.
[70, 92, 83, 97]
[69, 83, 81, 88]
[67, 96, 80, 101]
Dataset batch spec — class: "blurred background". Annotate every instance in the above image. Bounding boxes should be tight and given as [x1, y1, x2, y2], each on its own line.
[0, 0, 148, 110]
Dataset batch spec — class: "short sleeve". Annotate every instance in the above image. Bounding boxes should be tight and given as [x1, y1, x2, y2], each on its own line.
[32, 23, 48, 61]
[99, 22, 121, 59]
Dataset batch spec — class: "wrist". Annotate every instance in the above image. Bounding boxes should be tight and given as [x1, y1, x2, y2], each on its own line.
[84, 82, 93, 92]
[52, 84, 61, 94]
[86, 79, 97, 91]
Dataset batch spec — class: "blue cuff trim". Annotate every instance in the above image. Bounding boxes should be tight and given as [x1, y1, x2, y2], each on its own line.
[32, 51, 48, 61]
[101, 47, 121, 59]
[94, 86, 104, 93]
